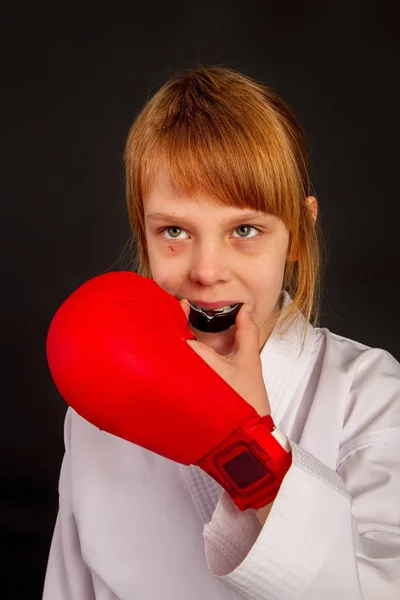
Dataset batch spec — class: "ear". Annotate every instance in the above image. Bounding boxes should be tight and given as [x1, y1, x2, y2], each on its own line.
[306, 195, 318, 223]
[286, 196, 319, 263]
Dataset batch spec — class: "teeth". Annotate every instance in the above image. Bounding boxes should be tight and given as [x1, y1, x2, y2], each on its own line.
[190, 303, 237, 316]
[210, 305, 235, 313]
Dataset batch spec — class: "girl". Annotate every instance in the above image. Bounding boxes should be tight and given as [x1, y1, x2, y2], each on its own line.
[43, 66, 400, 599]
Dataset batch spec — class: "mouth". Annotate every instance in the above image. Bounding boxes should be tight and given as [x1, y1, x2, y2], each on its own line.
[187, 302, 242, 333]
[188, 302, 240, 318]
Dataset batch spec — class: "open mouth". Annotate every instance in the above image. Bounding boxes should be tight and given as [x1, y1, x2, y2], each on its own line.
[188, 302, 239, 317]
[187, 302, 242, 333]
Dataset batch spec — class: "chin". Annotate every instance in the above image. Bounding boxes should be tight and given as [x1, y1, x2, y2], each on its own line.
[192, 324, 236, 356]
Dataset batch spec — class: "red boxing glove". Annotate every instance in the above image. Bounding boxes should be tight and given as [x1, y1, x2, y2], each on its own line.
[47, 272, 291, 510]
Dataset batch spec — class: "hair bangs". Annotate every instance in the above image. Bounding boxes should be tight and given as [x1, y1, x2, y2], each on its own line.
[138, 93, 301, 232]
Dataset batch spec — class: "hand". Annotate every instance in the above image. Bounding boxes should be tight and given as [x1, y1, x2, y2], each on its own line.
[47, 271, 278, 510]
[180, 300, 271, 417]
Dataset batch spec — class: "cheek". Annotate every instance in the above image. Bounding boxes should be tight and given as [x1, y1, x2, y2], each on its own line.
[253, 268, 284, 302]
[250, 255, 287, 312]
[148, 236, 185, 260]
[246, 249, 287, 287]
[146, 240, 186, 290]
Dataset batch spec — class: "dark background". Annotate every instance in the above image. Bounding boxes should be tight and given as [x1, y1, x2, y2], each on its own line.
[2, 1, 399, 597]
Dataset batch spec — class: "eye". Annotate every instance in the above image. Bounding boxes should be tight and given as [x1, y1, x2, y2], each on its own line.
[232, 225, 260, 239]
[160, 226, 188, 239]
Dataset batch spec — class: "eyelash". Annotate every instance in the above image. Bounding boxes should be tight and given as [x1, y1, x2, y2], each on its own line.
[158, 224, 263, 240]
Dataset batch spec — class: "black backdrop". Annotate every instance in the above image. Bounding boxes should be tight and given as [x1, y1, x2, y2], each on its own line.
[2, 2, 399, 597]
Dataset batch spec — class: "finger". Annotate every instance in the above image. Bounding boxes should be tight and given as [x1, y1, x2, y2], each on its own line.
[179, 298, 191, 320]
[186, 338, 222, 362]
[233, 303, 260, 360]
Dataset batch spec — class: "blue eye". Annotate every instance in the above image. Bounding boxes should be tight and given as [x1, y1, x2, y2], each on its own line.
[160, 224, 260, 240]
[233, 225, 259, 238]
[161, 225, 188, 239]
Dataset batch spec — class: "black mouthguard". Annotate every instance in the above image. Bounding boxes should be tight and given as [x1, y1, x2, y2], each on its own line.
[188, 303, 242, 333]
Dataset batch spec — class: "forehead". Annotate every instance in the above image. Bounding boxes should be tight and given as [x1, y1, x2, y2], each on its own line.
[144, 165, 186, 204]
[144, 164, 253, 213]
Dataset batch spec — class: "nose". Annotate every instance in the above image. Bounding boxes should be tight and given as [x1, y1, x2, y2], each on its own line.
[188, 241, 231, 286]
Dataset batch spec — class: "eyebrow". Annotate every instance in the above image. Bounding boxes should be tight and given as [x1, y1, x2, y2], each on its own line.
[145, 211, 274, 227]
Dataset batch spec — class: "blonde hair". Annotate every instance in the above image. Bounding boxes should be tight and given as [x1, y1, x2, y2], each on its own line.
[124, 65, 325, 336]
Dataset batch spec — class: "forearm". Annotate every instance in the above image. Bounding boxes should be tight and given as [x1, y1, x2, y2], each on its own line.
[256, 500, 274, 526]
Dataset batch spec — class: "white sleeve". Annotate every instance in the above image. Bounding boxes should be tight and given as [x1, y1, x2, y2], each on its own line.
[203, 440, 400, 600]
[42, 492, 96, 600]
[203, 350, 400, 600]
[42, 411, 96, 600]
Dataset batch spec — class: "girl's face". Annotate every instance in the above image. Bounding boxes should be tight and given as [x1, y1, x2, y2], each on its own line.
[144, 167, 291, 356]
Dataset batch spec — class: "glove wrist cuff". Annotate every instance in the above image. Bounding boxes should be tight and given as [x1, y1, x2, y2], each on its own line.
[198, 415, 292, 511]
